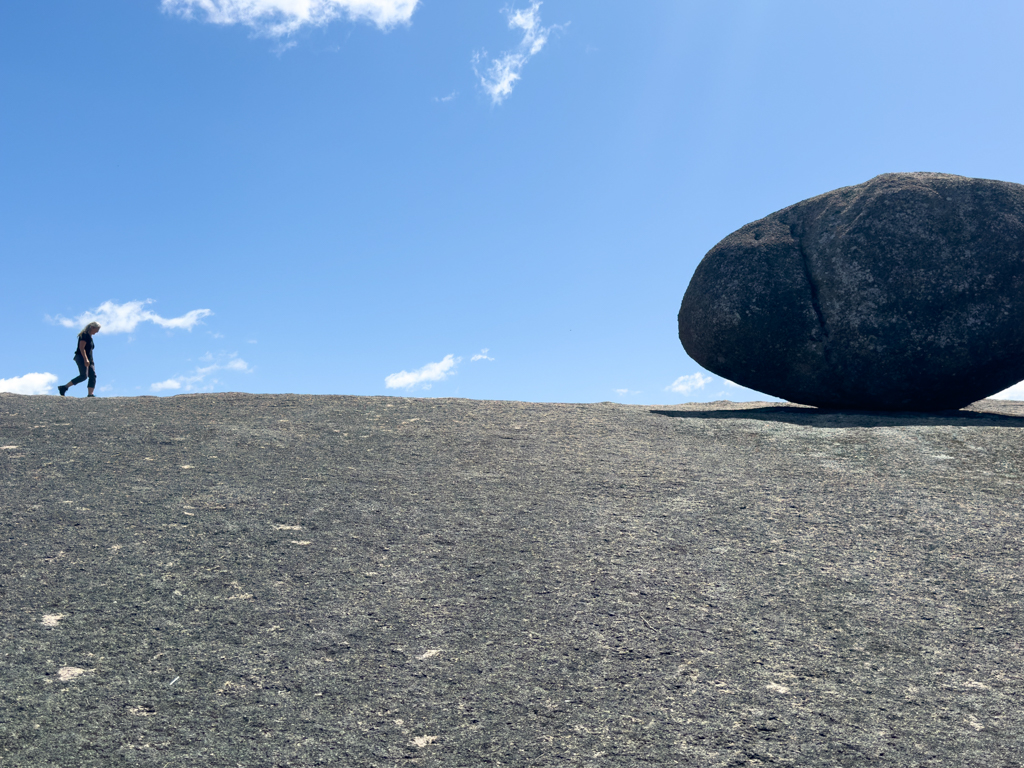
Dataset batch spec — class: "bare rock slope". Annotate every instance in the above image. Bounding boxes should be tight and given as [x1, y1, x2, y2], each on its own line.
[2, 392, 1023, 767]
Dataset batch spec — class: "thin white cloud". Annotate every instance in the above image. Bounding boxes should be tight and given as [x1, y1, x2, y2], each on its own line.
[151, 379, 183, 392]
[151, 353, 252, 393]
[52, 300, 212, 334]
[385, 354, 460, 389]
[161, 0, 419, 36]
[471, 348, 494, 361]
[990, 380, 1024, 400]
[434, 91, 458, 103]
[0, 372, 58, 395]
[473, 2, 563, 104]
[666, 372, 713, 395]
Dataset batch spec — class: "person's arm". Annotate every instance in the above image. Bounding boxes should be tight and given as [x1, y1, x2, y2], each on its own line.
[78, 338, 91, 366]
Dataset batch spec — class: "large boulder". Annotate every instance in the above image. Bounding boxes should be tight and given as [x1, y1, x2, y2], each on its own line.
[678, 173, 1024, 410]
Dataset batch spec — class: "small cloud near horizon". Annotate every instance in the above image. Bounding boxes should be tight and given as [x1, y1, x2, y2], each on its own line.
[666, 372, 712, 395]
[471, 348, 494, 361]
[0, 372, 58, 395]
[151, 353, 251, 393]
[151, 378, 183, 392]
[385, 354, 460, 389]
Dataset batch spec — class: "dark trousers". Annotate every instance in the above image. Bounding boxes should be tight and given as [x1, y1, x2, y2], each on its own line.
[70, 354, 96, 389]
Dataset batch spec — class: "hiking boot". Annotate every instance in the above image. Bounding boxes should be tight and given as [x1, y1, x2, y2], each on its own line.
[58, 385, 68, 397]
[87, 393, 97, 398]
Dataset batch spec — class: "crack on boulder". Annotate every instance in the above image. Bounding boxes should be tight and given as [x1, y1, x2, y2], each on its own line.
[790, 222, 832, 364]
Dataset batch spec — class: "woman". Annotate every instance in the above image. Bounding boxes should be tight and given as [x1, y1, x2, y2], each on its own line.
[58, 322, 101, 397]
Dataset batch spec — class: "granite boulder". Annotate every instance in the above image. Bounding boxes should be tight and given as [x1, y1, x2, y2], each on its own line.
[678, 172, 1024, 410]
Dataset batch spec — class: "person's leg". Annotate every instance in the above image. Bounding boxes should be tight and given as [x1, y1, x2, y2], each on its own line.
[87, 364, 97, 396]
[66, 356, 88, 389]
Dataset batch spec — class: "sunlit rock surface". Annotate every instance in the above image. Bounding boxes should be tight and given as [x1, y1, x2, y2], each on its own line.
[2, 392, 1023, 765]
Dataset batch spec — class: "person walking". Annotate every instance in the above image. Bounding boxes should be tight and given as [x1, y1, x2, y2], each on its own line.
[58, 322, 101, 397]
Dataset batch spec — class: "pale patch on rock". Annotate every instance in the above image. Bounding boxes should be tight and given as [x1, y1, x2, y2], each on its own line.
[766, 683, 790, 694]
[417, 649, 443, 660]
[58, 667, 86, 681]
[412, 735, 438, 748]
[41, 614, 65, 627]
[273, 524, 303, 530]
[291, 540, 312, 545]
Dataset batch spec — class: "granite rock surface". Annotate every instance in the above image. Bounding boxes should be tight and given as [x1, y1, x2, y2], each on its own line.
[2, 392, 1024, 767]
[678, 172, 1024, 410]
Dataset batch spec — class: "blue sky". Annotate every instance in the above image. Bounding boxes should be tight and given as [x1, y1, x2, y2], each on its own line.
[2, 0, 1023, 402]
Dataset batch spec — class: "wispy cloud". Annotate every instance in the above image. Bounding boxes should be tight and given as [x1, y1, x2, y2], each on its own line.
[471, 348, 494, 361]
[162, 0, 419, 36]
[150, 353, 252, 393]
[991, 380, 1024, 400]
[473, 2, 563, 104]
[52, 300, 212, 334]
[385, 354, 460, 389]
[151, 379, 184, 392]
[0, 372, 58, 395]
[666, 372, 712, 395]
[434, 91, 458, 103]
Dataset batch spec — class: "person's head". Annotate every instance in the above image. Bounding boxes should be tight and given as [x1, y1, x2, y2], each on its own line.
[81, 322, 101, 336]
